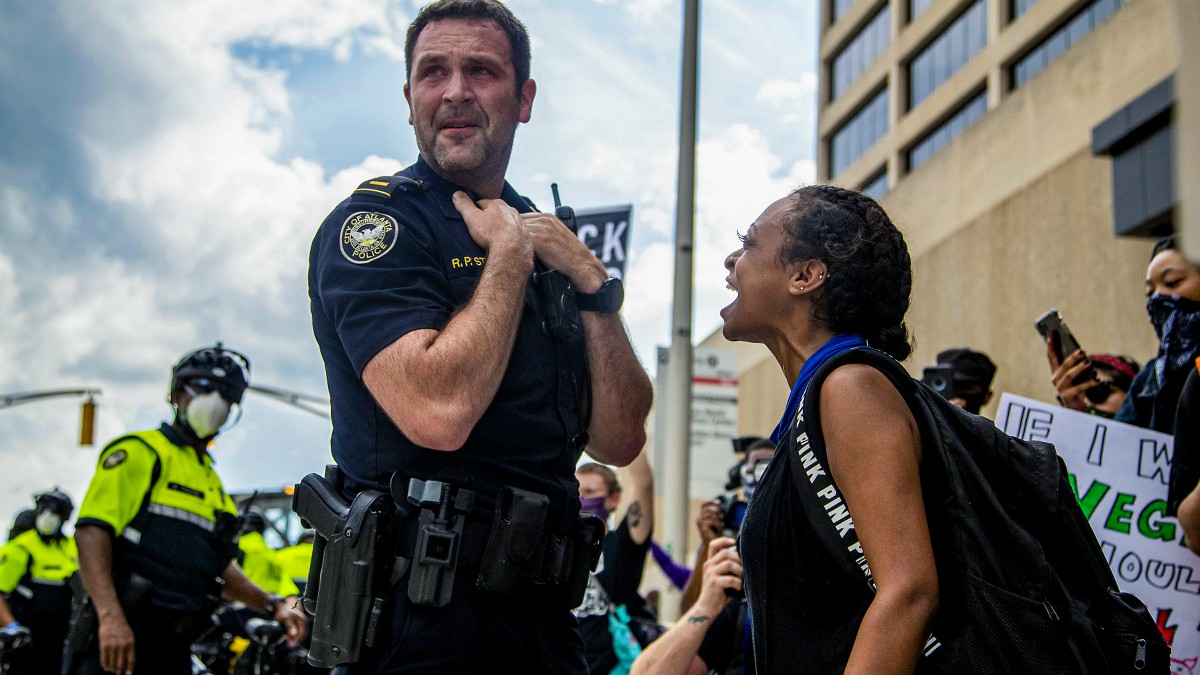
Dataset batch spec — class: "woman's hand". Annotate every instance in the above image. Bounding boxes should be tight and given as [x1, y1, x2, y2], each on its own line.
[1047, 339, 1095, 411]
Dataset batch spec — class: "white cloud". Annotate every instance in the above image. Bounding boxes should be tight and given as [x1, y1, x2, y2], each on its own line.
[757, 74, 818, 105]
[591, 0, 674, 25]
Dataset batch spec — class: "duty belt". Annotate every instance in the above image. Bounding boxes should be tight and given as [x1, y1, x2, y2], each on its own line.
[393, 514, 490, 571]
[391, 501, 577, 586]
[291, 467, 606, 669]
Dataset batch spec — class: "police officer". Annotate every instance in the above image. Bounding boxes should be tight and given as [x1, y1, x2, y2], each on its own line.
[307, 0, 652, 671]
[0, 489, 79, 674]
[69, 344, 305, 675]
[275, 531, 314, 595]
[5, 511, 35, 542]
[236, 510, 299, 599]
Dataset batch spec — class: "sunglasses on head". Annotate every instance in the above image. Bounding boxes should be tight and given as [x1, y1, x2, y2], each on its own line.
[1084, 381, 1118, 405]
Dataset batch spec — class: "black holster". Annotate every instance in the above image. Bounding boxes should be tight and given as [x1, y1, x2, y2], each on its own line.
[399, 476, 475, 608]
[292, 466, 392, 668]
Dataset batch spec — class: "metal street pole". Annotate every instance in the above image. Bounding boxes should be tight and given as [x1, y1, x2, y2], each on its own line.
[659, 0, 700, 624]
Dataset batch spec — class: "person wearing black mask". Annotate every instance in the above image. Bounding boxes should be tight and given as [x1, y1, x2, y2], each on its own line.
[574, 450, 656, 674]
[934, 348, 996, 415]
[1118, 236, 1200, 434]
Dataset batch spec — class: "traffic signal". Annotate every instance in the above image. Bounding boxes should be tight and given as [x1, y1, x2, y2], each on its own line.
[80, 397, 96, 446]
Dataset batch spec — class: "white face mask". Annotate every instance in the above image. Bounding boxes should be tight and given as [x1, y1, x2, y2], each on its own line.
[184, 391, 231, 439]
[35, 511, 62, 536]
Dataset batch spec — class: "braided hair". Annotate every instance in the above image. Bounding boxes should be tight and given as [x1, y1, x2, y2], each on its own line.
[778, 185, 914, 361]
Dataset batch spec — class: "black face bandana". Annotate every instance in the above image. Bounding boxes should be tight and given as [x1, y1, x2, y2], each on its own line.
[1146, 294, 1200, 389]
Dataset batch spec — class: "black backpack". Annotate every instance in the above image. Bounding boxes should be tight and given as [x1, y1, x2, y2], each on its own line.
[785, 348, 1169, 674]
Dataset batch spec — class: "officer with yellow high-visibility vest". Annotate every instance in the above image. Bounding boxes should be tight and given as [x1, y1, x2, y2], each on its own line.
[0, 489, 78, 675]
[275, 530, 314, 595]
[5, 510, 36, 542]
[68, 344, 305, 675]
[235, 509, 299, 599]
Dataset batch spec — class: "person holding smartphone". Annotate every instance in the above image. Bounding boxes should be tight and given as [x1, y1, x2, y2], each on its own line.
[1046, 236, 1200, 432]
[1046, 348, 1139, 418]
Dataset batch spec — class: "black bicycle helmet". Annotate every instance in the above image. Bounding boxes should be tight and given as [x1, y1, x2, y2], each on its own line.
[34, 488, 74, 519]
[169, 342, 251, 404]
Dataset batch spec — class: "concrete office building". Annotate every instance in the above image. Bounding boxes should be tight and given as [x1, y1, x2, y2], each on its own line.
[701, 0, 1185, 425]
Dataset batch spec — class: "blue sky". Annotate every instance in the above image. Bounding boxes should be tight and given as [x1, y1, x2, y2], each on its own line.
[0, 0, 817, 528]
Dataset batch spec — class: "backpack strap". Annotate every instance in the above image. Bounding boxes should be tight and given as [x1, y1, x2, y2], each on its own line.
[782, 348, 915, 588]
[782, 348, 947, 658]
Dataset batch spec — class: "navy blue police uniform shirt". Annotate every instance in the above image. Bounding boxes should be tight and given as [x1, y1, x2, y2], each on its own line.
[309, 156, 587, 532]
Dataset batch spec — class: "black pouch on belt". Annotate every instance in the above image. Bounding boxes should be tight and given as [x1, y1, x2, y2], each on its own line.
[476, 487, 549, 597]
[555, 512, 606, 609]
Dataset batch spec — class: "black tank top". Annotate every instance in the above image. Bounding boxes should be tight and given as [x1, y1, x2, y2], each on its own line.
[739, 363, 940, 673]
[739, 430, 873, 672]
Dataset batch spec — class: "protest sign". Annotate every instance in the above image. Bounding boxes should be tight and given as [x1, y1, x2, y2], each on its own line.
[995, 393, 1196, 670]
[575, 205, 631, 280]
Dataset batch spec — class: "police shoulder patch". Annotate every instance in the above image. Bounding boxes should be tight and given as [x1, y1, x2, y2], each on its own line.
[341, 211, 399, 264]
[102, 449, 128, 469]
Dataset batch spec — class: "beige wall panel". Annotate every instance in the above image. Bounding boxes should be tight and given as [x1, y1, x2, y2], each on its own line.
[882, 0, 1177, 259]
[904, 149, 1160, 418]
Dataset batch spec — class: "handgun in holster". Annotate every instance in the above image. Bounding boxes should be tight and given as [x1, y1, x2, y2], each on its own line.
[399, 476, 475, 607]
[293, 465, 392, 668]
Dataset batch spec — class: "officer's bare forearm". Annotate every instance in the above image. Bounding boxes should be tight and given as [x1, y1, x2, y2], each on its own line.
[220, 562, 272, 614]
[581, 312, 652, 467]
[0, 594, 16, 626]
[363, 241, 532, 450]
[75, 525, 125, 623]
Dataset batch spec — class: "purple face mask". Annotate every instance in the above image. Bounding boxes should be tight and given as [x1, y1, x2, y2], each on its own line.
[580, 495, 609, 522]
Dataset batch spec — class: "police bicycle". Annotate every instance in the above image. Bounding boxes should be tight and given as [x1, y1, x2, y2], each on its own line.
[0, 626, 31, 675]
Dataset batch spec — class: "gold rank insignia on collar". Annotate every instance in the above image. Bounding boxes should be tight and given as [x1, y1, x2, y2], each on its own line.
[352, 175, 421, 203]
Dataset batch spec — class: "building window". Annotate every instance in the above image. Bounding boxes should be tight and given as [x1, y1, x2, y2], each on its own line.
[831, 87, 889, 177]
[861, 169, 889, 199]
[907, 89, 987, 171]
[831, 0, 857, 24]
[830, 5, 891, 100]
[909, 0, 934, 22]
[907, 0, 986, 109]
[1011, 0, 1124, 89]
[1011, 0, 1040, 20]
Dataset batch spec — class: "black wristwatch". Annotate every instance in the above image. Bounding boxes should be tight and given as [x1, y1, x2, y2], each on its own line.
[576, 277, 624, 314]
